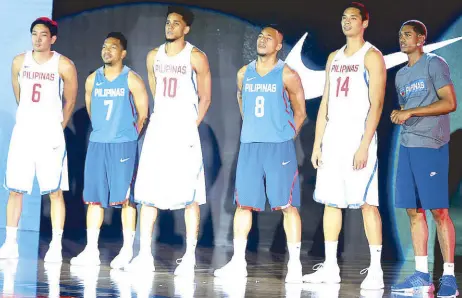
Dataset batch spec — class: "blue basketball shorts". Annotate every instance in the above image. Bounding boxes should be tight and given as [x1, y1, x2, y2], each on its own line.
[395, 144, 449, 210]
[234, 140, 300, 211]
[83, 141, 138, 208]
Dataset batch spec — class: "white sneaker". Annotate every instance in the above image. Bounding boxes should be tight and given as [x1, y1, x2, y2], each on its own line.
[174, 255, 195, 278]
[302, 262, 341, 284]
[360, 288, 385, 298]
[285, 260, 303, 283]
[174, 276, 196, 298]
[110, 247, 133, 269]
[124, 252, 155, 272]
[0, 242, 18, 259]
[360, 267, 384, 290]
[44, 242, 62, 263]
[70, 247, 100, 266]
[214, 257, 247, 278]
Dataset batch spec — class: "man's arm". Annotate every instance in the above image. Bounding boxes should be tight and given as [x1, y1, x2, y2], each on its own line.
[360, 48, 386, 149]
[313, 51, 337, 150]
[128, 71, 149, 133]
[191, 49, 212, 126]
[146, 48, 158, 100]
[84, 72, 96, 117]
[236, 65, 247, 118]
[59, 56, 78, 129]
[283, 66, 306, 137]
[11, 54, 25, 104]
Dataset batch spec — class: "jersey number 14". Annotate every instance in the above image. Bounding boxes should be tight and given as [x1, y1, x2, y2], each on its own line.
[336, 76, 350, 97]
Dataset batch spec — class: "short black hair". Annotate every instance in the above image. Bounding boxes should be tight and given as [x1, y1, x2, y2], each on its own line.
[402, 20, 427, 38]
[167, 6, 195, 26]
[264, 24, 285, 40]
[106, 32, 128, 50]
[30, 17, 58, 37]
[345, 2, 369, 21]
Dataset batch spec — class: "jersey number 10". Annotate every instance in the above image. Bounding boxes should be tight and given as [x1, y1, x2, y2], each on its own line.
[163, 77, 178, 98]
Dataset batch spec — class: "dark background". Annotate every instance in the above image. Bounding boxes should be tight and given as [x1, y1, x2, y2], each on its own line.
[39, 0, 462, 263]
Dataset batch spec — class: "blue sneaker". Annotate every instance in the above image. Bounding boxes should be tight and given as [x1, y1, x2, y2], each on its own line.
[437, 275, 459, 297]
[391, 271, 435, 294]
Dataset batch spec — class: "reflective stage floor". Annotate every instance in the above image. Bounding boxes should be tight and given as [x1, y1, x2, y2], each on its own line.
[0, 231, 461, 297]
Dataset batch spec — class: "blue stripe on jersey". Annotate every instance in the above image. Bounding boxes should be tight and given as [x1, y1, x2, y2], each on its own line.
[89, 66, 138, 143]
[363, 70, 369, 88]
[240, 60, 295, 143]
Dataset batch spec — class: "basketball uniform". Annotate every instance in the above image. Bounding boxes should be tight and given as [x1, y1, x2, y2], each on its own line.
[314, 42, 379, 208]
[83, 66, 138, 208]
[5, 51, 69, 195]
[134, 42, 205, 210]
[234, 60, 300, 211]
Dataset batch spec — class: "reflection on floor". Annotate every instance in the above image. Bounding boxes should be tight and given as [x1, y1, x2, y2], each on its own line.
[0, 230, 460, 297]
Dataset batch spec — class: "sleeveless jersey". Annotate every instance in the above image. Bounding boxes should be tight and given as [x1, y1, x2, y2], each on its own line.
[89, 66, 138, 143]
[153, 42, 199, 122]
[16, 51, 63, 126]
[240, 60, 295, 143]
[327, 42, 373, 129]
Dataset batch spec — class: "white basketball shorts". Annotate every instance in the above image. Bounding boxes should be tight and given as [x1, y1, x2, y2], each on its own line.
[134, 112, 206, 210]
[4, 123, 69, 195]
[313, 123, 378, 209]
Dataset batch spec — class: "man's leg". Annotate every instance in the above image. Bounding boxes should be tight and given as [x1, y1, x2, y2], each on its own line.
[281, 206, 302, 283]
[360, 203, 384, 289]
[0, 192, 24, 259]
[430, 208, 458, 296]
[214, 142, 263, 278]
[302, 205, 342, 283]
[109, 202, 137, 269]
[213, 207, 253, 278]
[43, 190, 67, 263]
[173, 202, 200, 277]
[125, 204, 157, 272]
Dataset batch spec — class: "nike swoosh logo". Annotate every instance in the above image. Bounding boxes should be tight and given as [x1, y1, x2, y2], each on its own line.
[120, 158, 130, 162]
[285, 33, 462, 100]
[282, 161, 291, 166]
[96, 82, 103, 86]
[246, 77, 257, 81]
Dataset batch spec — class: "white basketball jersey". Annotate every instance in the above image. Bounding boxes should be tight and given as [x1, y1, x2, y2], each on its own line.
[153, 42, 198, 122]
[16, 51, 63, 126]
[328, 42, 373, 128]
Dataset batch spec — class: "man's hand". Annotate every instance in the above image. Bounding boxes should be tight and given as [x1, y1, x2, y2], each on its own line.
[353, 145, 368, 170]
[311, 147, 323, 169]
[391, 109, 412, 124]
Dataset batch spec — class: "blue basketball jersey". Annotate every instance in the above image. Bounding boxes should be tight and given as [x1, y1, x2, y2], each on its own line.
[240, 60, 295, 143]
[89, 66, 138, 143]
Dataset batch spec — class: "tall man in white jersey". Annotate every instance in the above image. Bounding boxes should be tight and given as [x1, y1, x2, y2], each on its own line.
[0, 17, 78, 262]
[303, 3, 387, 290]
[125, 6, 211, 276]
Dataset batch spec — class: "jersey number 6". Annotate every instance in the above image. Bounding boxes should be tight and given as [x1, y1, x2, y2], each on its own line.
[32, 83, 41, 102]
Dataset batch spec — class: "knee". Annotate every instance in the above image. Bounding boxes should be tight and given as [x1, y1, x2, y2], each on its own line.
[282, 205, 298, 216]
[185, 202, 199, 210]
[9, 191, 23, 200]
[361, 203, 378, 214]
[48, 190, 63, 201]
[430, 209, 450, 225]
[406, 208, 425, 222]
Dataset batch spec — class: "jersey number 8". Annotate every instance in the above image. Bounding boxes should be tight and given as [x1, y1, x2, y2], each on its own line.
[255, 96, 265, 117]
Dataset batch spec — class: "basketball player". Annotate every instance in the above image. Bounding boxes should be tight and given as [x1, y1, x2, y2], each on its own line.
[70, 32, 148, 267]
[302, 3, 386, 289]
[124, 6, 211, 276]
[391, 20, 458, 297]
[0, 17, 77, 262]
[213, 25, 306, 283]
